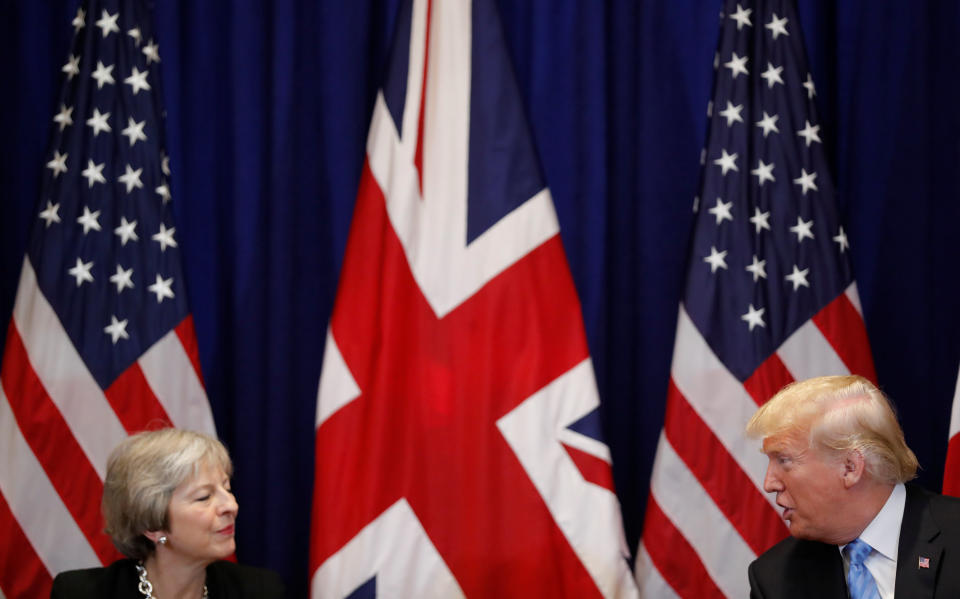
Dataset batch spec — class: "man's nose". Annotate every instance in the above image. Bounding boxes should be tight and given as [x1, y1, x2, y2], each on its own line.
[763, 465, 783, 493]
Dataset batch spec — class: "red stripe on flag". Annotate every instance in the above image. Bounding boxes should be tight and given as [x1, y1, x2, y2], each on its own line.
[664, 379, 789, 555]
[414, 0, 433, 196]
[0, 490, 53, 599]
[561, 444, 616, 493]
[743, 353, 795, 407]
[104, 362, 173, 433]
[174, 315, 206, 386]
[642, 496, 725, 599]
[812, 293, 876, 383]
[944, 434, 960, 497]
[0, 324, 122, 565]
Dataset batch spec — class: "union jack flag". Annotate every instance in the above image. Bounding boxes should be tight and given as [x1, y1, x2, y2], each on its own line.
[308, 0, 637, 596]
[0, 1, 214, 595]
[634, 0, 875, 596]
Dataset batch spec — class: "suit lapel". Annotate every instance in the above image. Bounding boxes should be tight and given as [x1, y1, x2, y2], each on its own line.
[895, 485, 942, 598]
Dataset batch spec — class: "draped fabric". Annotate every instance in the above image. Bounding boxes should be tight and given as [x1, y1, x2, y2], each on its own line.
[2, 1, 959, 596]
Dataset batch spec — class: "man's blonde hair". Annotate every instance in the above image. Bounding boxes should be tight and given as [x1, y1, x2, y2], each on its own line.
[102, 428, 232, 560]
[746, 375, 918, 484]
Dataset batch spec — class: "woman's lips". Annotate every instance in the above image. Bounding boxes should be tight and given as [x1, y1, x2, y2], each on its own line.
[218, 524, 235, 536]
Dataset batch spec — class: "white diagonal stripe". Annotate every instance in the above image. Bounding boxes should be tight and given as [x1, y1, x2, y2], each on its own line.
[670, 305, 777, 509]
[635, 542, 680, 599]
[0, 382, 100, 574]
[777, 319, 850, 381]
[649, 433, 755, 598]
[316, 329, 361, 428]
[139, 329, 216, 435]
[12, 258, 126, 479]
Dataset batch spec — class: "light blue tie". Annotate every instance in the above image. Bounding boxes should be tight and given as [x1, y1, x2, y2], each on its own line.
[845, 538, 881, 599]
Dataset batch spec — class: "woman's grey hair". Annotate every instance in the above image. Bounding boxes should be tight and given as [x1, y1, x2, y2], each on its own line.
[102, 428, 232, 560]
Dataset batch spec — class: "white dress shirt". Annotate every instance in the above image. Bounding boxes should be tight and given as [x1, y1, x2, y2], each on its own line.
[839, 483, 906, 599]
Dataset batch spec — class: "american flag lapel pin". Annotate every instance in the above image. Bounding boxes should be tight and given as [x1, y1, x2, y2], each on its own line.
[919, 556, 931, 569]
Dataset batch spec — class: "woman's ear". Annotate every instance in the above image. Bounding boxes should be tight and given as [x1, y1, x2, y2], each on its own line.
[143, 530, 165, 544]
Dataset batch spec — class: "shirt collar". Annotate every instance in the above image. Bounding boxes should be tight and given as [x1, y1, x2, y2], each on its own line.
[857, 483, 906, 561]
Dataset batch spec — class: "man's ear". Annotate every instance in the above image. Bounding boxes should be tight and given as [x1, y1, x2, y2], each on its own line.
[841, 450, 866, 488]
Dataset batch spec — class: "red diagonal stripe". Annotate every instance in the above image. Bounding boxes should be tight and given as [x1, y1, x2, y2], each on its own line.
[642, 496, 725, 599]
[104, 362, 173, 433]
[664, 379, 789, 555]
[944, 435, 960, 497]
[174, 315, 205, 386]
[0, 489, 53, 599]
[414, 0, 433, 196]
[812, 292, 876, 383]
[743, 352, 795, 407]
[0, 324, 122, 565]
[561, 444, 616, 493]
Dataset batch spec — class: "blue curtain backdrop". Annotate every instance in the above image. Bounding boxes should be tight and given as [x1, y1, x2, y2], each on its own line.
[2, 0, 959, 595]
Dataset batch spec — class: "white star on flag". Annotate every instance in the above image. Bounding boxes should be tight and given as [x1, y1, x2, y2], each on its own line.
[86, 108, 112, 136]
[745, 255, 767, 281]
[708, 198, 734, 225]
[53, 104, 74, 130]
[724, 52, 749, 78]
[765, 13, 789, 39]
[152, 223, 178, 252]
[704, 246, 729, 273]
[751, 159, 775, 186]
[103, 315, 130, 344]
[46, 151, 68, 177]
[147, 274, 175, 303]
[80, 159, 107, 188]
[77, 206, 102, 235]
[755, 112, 779, 137]
[114, 217, 139, 246]
[68, 257, 95, 287]
[117, 165, 144, 193]
[95, 9, 120, 38]
[789, 216, 815, 242]
[785, 265, 811, 290]
[750, 207, 771, 233]
[741, 303, 766, 330]
[38, 201, 62, 228]
[109, 265, 135, 293]
[793, 169, 818, 195]
[124, 67, 151, 95]
[91, 60, 115, 88]
[714, 149, 739, 175]
[797, 120, 822, 146]
[121, 117, 148, 146]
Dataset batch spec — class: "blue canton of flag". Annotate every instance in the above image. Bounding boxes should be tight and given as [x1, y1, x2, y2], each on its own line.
[636, 1, 875, 597]
[0, 1, 215, 596]
[686, 0, 852, 380]
[35, 0, 184, 383]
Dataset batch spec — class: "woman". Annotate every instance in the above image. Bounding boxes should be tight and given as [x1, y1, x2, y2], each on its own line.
[51, 429, 284, 598]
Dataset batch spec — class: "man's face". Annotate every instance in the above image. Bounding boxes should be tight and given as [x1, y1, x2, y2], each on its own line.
[761, 433, 849, 543]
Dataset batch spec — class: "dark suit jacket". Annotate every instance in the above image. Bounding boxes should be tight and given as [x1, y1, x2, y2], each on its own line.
[50, 558, 285, 599]
[748, 485, 960, 598]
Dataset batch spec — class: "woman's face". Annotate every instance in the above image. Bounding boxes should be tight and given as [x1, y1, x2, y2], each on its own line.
[163, 460, 238, 564]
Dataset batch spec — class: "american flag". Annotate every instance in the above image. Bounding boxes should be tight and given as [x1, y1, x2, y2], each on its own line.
[634, 0, 875, 596]
[944, 364, 960, 496]
[309, 0, 638, 596]
[0, 1, 214, 595]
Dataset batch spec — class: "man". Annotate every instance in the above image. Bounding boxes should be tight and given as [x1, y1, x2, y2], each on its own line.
[746, 375, 960, 598]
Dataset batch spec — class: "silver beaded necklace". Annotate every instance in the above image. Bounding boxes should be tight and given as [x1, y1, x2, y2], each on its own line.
[136, 562, 208, 599]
